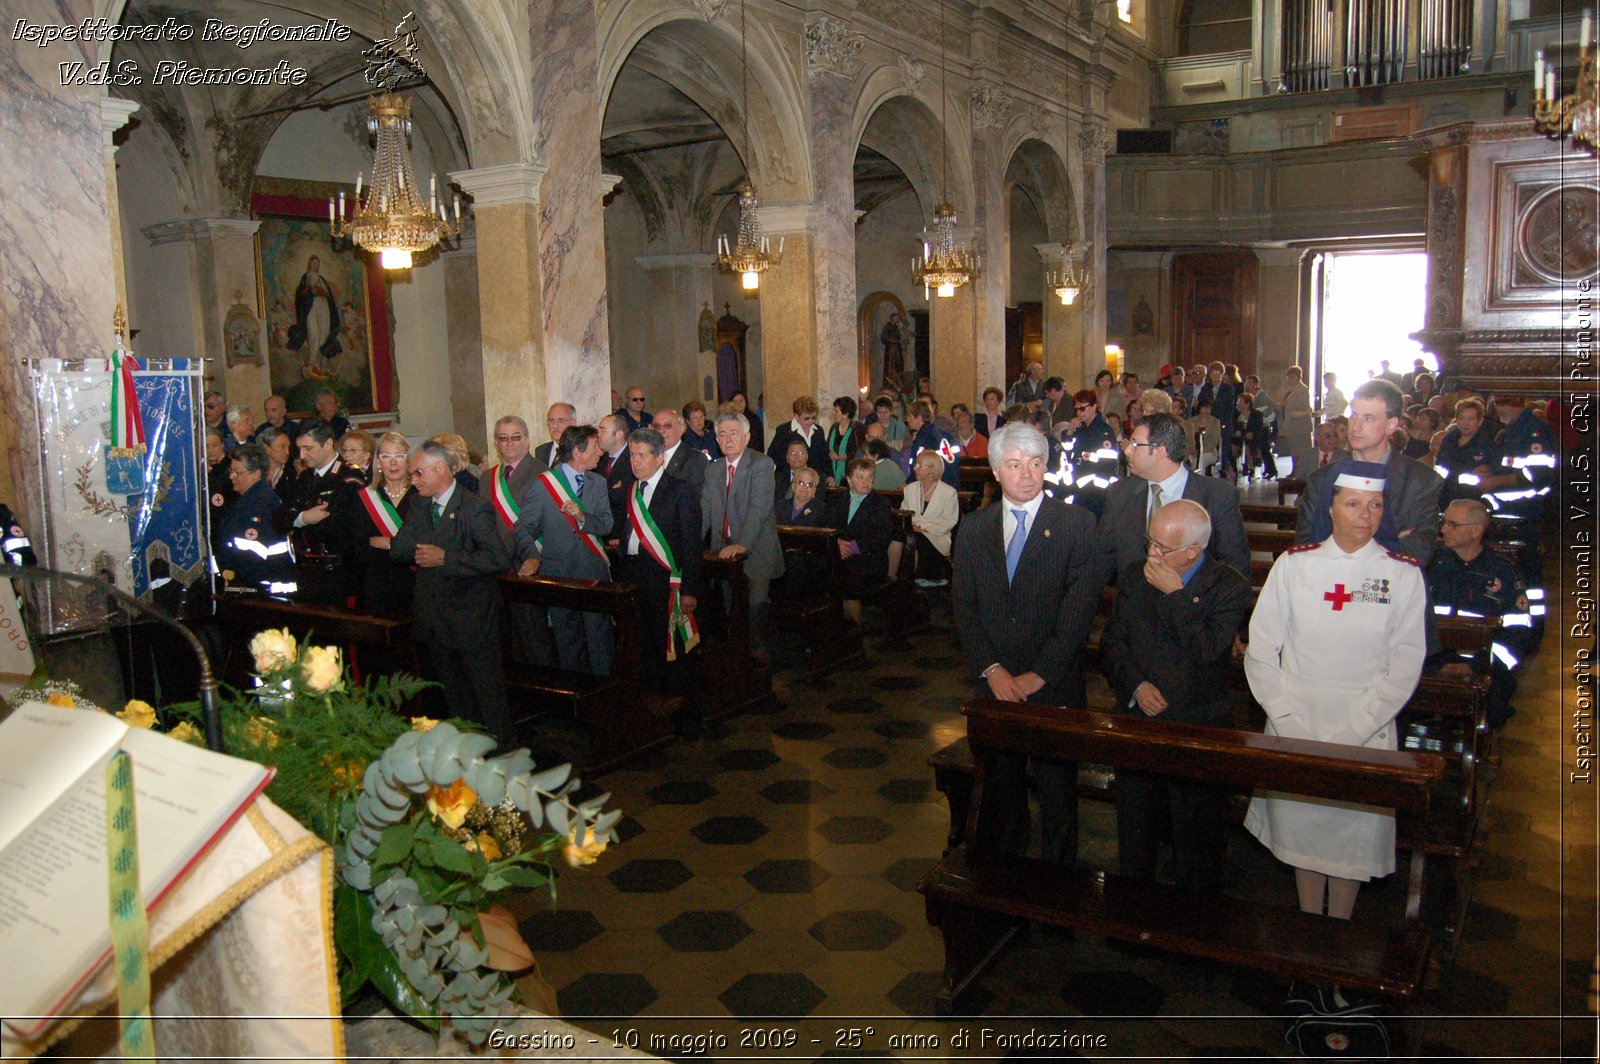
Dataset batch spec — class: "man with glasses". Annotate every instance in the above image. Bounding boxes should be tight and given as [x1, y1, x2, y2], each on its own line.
[1098, 413, 1249, 579]
[654, 408, 709, 490]
[1101, 499, 1251, 892]
[1428, 499, 1530, 727]
[618, 387, 650, 432]
[389, 441, 511, 734]
[481, 414, 556, 666]
[534, 403, 577, 469]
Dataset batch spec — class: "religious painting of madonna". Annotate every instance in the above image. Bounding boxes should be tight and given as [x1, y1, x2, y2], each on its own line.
[251, 179, 395, 418]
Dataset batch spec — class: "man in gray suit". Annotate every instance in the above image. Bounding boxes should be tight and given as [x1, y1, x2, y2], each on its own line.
[480, 414, 554, 666]
[513, 425, 615, 674]
[391, 441, 511, 735]
[1098, 412, 1251, 579]
[703, 411, 784, 660]
[1290, 421, 1349, 479]
[653, 408, 709, 490]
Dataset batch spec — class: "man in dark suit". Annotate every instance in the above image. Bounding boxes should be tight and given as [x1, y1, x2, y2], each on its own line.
[652, 408, 709, 490]
[251, 394, 299, 445]
[703, 411, 784, 660]
[272, 421, 367, 604]
[479, 414, 554, 665]
[1290, 420, 1349, 479]
[513, 425, 615, 674]
[390, 441, 512, 735]
[530, 403, 576, 470]
[953, 422, 1110, 865]
[597, 414, 631, 481]
[617, 428, 704, 701]
[1101, 499, 1252, 892]
[1098, 412, 1250, 579]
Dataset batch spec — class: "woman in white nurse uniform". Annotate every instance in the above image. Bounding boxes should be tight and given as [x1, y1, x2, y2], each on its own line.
[1243, 460, 1427, 919]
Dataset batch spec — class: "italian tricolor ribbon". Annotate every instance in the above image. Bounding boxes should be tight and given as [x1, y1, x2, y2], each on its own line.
[359, 485, 402, 537]
[488, 464, 521, 530]
[627, 483, 700, 662]
[107, 338, 145, 455]
[539, 468, 609, 565]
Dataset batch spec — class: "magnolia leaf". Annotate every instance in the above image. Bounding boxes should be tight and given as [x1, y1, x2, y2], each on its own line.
[368, 948, 441, 1031]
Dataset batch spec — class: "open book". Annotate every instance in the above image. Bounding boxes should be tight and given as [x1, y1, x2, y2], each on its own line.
[0, 703, 273, 1038]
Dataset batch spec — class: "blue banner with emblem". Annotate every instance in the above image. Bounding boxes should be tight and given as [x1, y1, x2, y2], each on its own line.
[127, 362, 206, 600]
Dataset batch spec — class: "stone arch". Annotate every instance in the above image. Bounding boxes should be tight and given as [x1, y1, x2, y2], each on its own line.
[1004, 137, 1077, 244]
[852, 69, 974, 223]
[597, 7, 811, 203]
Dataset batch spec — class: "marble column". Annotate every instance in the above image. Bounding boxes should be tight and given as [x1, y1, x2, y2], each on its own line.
[753, 208, 819, 416]
[143, 217, 266, 411]
[528, 0, 611, 423]
[1035, 242, 1086, 388]
[102, 98, 140, 320]
[929, 278, 978, 413]
[0, 46, 117, 513]
[442, 233, 485, 454]
[1077, 122, 1112, 385]
[1254, 246, 1306, 377]
[968, 119, 1008, 405]
[451, 163, 549, 448]
[634, 253, 716, 408]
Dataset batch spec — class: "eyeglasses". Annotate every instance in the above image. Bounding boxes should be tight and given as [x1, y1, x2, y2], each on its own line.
[494, 434, 525, 443]
[627, 396, 646, 403]
[1144, 536, 1193, 557]
[377, 452, 407, 461]
[339, 446, 366, 455]
[1073, 405, 1091, 412]
[1120, 439, 1158, 452]
[1440, 519, 1484, 530]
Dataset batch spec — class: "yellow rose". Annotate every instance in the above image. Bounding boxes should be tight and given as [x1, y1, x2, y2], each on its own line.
[409, 716, 441, 733]
[476, 831, 503, 862]
[167, 720, 203, 745]
[322, 753, 365, 788]
[563, 826, 608, 869]
[243, 717, 279, 749]
[44, 693, 76, 708]
[117, 699, 157, 729]
[248, 628, 297, 674]
[300, 645, 344, 693]
[426, 779, 478, 831]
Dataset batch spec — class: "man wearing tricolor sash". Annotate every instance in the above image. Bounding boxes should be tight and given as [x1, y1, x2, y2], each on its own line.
[617, 429, 704, 701]
[512, 425, 615, 674]
[479, 414, 555, 666]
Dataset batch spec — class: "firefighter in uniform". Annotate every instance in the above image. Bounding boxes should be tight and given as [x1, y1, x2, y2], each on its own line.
[217, 443, 296, 594]
[1059, 389, 1120, 518]
[1486, 395, 1556, 640]
[1428, 499, 1531, 727]
[1434, 397, 1499, 508]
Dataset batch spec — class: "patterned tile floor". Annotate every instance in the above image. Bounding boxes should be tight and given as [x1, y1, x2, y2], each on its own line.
[507, 497, 1596, 1061]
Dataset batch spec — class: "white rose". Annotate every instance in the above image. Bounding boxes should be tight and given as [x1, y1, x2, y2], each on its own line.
[248, 628, 297, 674]
[300, 645, 344, 693]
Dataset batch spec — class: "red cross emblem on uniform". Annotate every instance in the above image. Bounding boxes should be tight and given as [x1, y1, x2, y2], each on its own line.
[1324, 583, 1353, 610]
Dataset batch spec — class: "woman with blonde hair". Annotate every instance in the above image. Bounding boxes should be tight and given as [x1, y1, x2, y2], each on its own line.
[339, 428, 376, 482]
[353, 430, 417, 617]
[902, 450, 959, 587]
[430, 432, 480, 493]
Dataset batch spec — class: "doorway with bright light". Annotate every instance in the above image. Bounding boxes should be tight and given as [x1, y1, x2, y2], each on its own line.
[1310, 249, 1434, 407]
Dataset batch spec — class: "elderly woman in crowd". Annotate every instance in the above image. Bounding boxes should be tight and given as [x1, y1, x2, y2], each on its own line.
[224, 405, 256, 451]
[682, 400, 717, 457]
[976, 387, 1006, 438]
[902, 450, 959, 588]
[1244, 461, 1426, 923]
[431, 432, 480, 493]
[353, 430, 418, 617]
[1094, 369, 1117, 418]
[339, 428, 376, 482]
[826, 456, 893, 625]
[205, 427, 235, 545]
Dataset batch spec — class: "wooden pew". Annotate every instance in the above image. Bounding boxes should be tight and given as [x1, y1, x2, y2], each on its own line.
[958, 459, 996, 510]
[696, 550, 777, 719]
[1277, 476, 1306, 504]
[772, 525, 865, 675]
[1239, 502, 1298, 530]
[496, 574, 678, 774]
[210, 594, 416, 687]
[920, 700, 1443, 1016]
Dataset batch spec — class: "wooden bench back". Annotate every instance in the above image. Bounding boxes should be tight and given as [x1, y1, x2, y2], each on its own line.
[962, 700, 1443, 852]
[497, 573, 646, 684]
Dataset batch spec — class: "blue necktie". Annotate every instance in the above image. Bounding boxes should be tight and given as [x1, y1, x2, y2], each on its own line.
[1005, 508, 1028, 584]
[574, 472, 585, 494]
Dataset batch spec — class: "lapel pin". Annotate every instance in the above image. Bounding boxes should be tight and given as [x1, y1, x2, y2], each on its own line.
[1043, 529, 1051, 538]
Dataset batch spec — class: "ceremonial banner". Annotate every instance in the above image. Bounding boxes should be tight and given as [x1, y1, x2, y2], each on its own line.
[26, 359, 208, 635]
[0, 579, 35, 700]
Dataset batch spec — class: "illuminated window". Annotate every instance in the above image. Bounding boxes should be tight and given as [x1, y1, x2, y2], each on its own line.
[1316, 250, 1435, 397]
[1118, 0, 1133, 22]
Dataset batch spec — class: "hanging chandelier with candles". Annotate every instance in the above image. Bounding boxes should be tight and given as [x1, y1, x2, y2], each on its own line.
[1038, 1, 1087, 306]
[329, 11, 460, 269]
[913, 0, 977, 298]
[716, 0, 781, 289]
[1533, 9, 1597, 156]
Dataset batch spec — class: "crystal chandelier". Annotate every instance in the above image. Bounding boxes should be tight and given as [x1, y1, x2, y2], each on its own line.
[1044, 241, 1086, 305]
[913, 0, 977, 298]
[331, 91, 460, 269]
[1533, 10, 1597, 156]
[716, 0, 781, 288]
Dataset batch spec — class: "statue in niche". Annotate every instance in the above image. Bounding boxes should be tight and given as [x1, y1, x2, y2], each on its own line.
[880, 312, 905, 383]
[698, 301, 716, 353]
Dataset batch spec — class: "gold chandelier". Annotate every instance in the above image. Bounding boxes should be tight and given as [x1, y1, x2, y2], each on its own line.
[913, 0, 977, 298]
[1533, 11, 1597, 156]
[330, 91, 459, 269]
[1044, 241, 1085, 305]
[716, 0, 781, 289]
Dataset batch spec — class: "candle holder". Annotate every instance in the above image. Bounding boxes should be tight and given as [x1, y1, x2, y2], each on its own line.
[1533, 10, 1597, 156]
